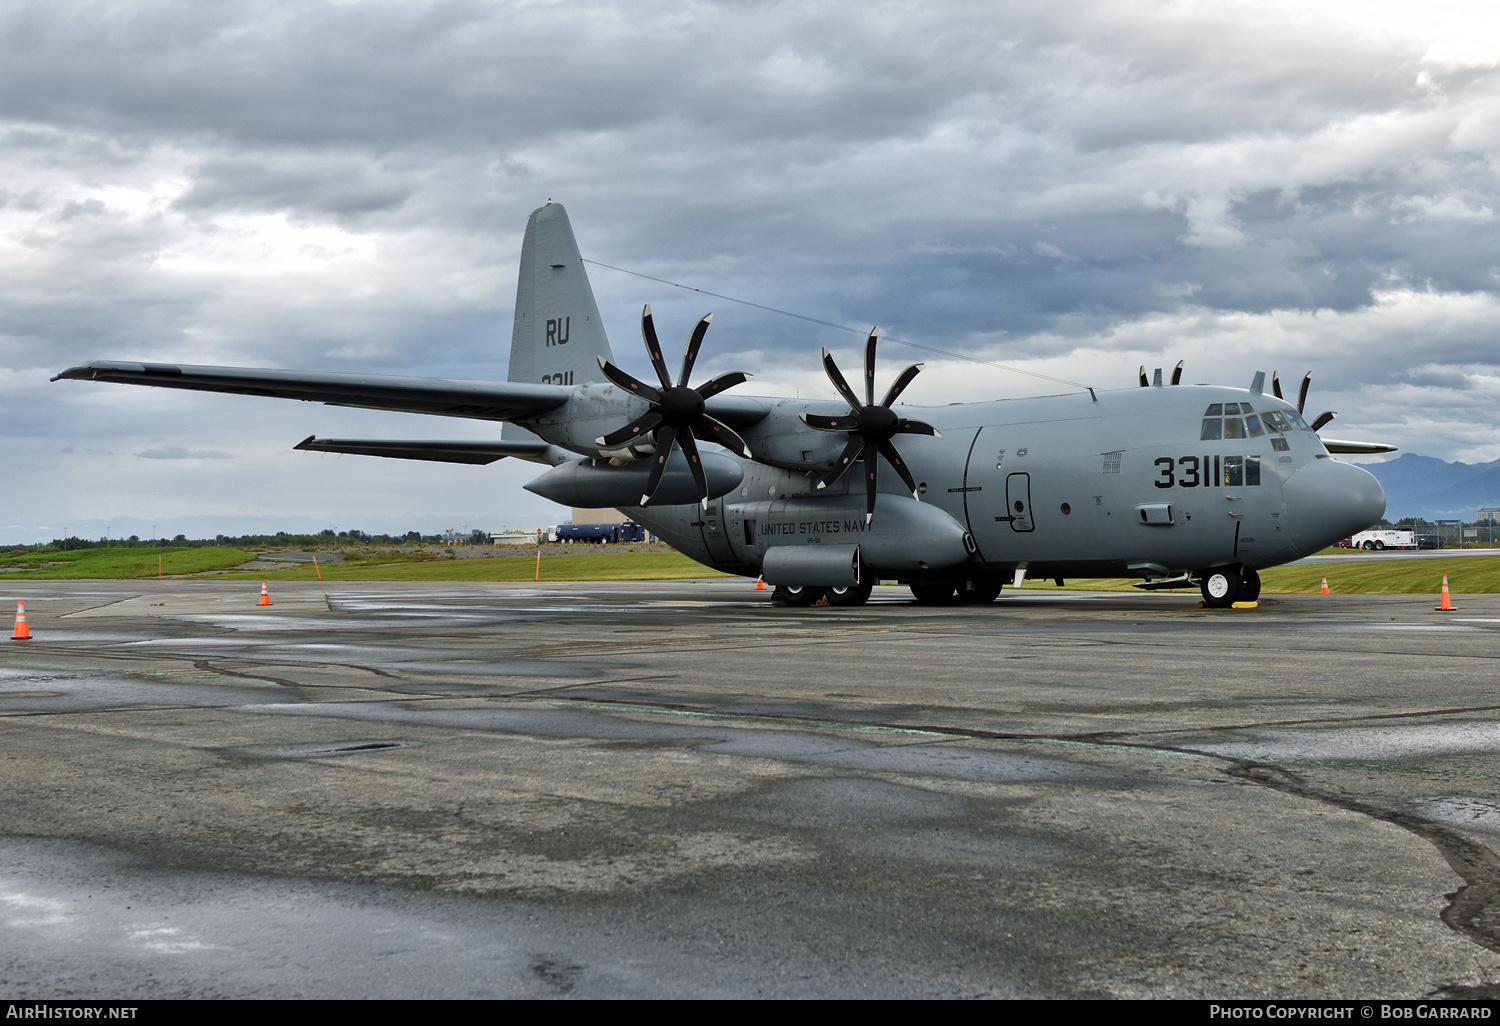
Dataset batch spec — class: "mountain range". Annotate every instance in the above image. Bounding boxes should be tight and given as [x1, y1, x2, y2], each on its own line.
[1354, 453, 1500, 522]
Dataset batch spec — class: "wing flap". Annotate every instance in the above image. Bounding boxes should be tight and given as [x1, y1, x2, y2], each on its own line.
[53, 361, 571, 422]
[293, 436, 555, 465]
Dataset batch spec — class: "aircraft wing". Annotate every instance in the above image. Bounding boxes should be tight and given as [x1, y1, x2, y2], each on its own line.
[52, 361, 572, 422]
[293, 436, 558, 465]
[1321, 438, 1398, 455]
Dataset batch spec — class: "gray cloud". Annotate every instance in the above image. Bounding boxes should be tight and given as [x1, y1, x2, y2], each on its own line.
[135, 445, 236, 460]
[4, 0, 1500, 539]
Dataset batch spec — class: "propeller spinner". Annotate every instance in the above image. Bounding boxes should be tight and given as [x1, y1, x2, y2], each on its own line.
[595, 306, 753, 507]
[800, 329, 939, 524]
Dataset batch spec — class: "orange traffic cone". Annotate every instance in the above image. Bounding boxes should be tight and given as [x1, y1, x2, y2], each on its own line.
[1436, 574, 1455, 611]
[258, 581, 272, 606]
[11, 600, 30, 640]
[1320, 576, 1329, 594]
[755, 576, 766, 591]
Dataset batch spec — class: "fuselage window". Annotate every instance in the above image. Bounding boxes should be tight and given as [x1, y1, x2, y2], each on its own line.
[1223, 455, 1262, 487]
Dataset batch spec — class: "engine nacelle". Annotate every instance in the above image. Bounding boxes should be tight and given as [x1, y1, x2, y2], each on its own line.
[524, 450, 744, 508]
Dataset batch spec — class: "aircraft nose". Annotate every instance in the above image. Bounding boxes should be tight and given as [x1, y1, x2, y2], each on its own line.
[1283, 457, 1386, 555]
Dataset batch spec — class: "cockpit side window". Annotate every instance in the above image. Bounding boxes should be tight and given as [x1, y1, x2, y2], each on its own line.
[1200, 417, 1222, 440]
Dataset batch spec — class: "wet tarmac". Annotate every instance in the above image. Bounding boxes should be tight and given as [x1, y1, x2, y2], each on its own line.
[3, 579, 1500, 998]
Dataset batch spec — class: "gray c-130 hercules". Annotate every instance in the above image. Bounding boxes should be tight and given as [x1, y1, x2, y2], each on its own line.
[54, 202, 1393, 609]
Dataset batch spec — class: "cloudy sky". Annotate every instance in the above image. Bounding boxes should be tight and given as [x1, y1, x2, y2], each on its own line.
[5, 0, 1500, 542]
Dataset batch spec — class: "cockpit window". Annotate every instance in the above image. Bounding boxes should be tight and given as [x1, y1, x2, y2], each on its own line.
[1203, 401, 1308, 440]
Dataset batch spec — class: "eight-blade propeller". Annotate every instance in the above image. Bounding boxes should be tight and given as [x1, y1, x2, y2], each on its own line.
[800, 329, 939, 524]
[595, 305, 753, 507]
[1271, 371, 1336, 432]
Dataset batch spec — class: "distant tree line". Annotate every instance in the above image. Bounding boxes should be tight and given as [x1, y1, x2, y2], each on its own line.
[7, 528, 491, 552]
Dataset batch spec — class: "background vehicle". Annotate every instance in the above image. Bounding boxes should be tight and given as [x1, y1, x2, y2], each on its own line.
[1348, 529, 1414, 550]
[549, 521, 649, 544]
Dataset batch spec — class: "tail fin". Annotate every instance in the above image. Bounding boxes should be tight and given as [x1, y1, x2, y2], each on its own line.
[507, 203, 614, 387]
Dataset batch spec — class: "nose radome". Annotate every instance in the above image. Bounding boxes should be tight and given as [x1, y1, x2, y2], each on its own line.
[1283, 457, 1387, 556]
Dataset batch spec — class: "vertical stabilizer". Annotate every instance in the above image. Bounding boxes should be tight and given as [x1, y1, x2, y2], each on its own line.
[507, 203, 613, 387]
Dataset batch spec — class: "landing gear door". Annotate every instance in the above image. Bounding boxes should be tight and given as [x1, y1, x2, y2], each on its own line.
[1005, 473, 1034, 532]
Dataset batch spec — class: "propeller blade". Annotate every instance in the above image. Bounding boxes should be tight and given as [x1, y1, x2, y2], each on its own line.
[879, 363, 924, 408]
[694, 414, 751, 458]
[818, 435, 866, 489]
[1311, 411, 1336, 432]
[865, 455, 879, 524]
[878, 440, 919, 496]
[864, 329, 878, 407]
[680, 313, 712, 386]
[1271, 372, 1283, 400]
[676, 429, 709, 504]
[640, 305, 674, 390]
[596, 409, 664, 448]
[800, 412, 860, 432]
[1171, 360, 1183, 386]
[822, 348, 865, 412]
[1139, 366, 1149, 388]
[894, 418, 939, 437]
[1298, 372, 1313, 415]
[640, 424, 676, 506]
[694, 370, 752, 401]
[598, 358, 663, 404]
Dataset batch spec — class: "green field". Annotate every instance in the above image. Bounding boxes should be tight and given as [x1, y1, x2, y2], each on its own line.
[5, 545, 1498, 593]
[0, 547, 255, 580]
[216, 549, 733, 582]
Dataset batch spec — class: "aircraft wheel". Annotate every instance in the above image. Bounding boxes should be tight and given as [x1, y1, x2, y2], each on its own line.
[780, 584, 826, 607]
[957, 578, 1003, 603]
[1240, 566, 1261, 602]
[910, 578, 958, 604]
[828, 582, 874, 606]
[1200, 567, 1241, 609]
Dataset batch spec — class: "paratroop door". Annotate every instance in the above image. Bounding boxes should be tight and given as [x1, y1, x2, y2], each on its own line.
[1005, 473, 1034, 532]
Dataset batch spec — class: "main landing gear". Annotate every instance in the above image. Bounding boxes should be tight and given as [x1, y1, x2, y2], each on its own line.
[1198, 565, 1260, 609]
[772, 581, 875, 607]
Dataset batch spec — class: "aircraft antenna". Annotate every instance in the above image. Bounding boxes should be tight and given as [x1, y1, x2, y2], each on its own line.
[582, 258, 1092, 391]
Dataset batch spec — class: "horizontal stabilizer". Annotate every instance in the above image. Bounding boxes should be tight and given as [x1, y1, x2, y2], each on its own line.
[294, 436, 553, 465]
[1320, 438, 1399, 455]
[53, 362, 571, 422]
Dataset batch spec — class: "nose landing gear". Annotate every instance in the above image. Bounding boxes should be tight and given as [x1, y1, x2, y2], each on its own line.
[1199, 564, 1260, 608]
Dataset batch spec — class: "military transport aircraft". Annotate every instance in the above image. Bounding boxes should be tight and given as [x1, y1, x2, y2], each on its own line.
[54, 202, 1393, 609]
